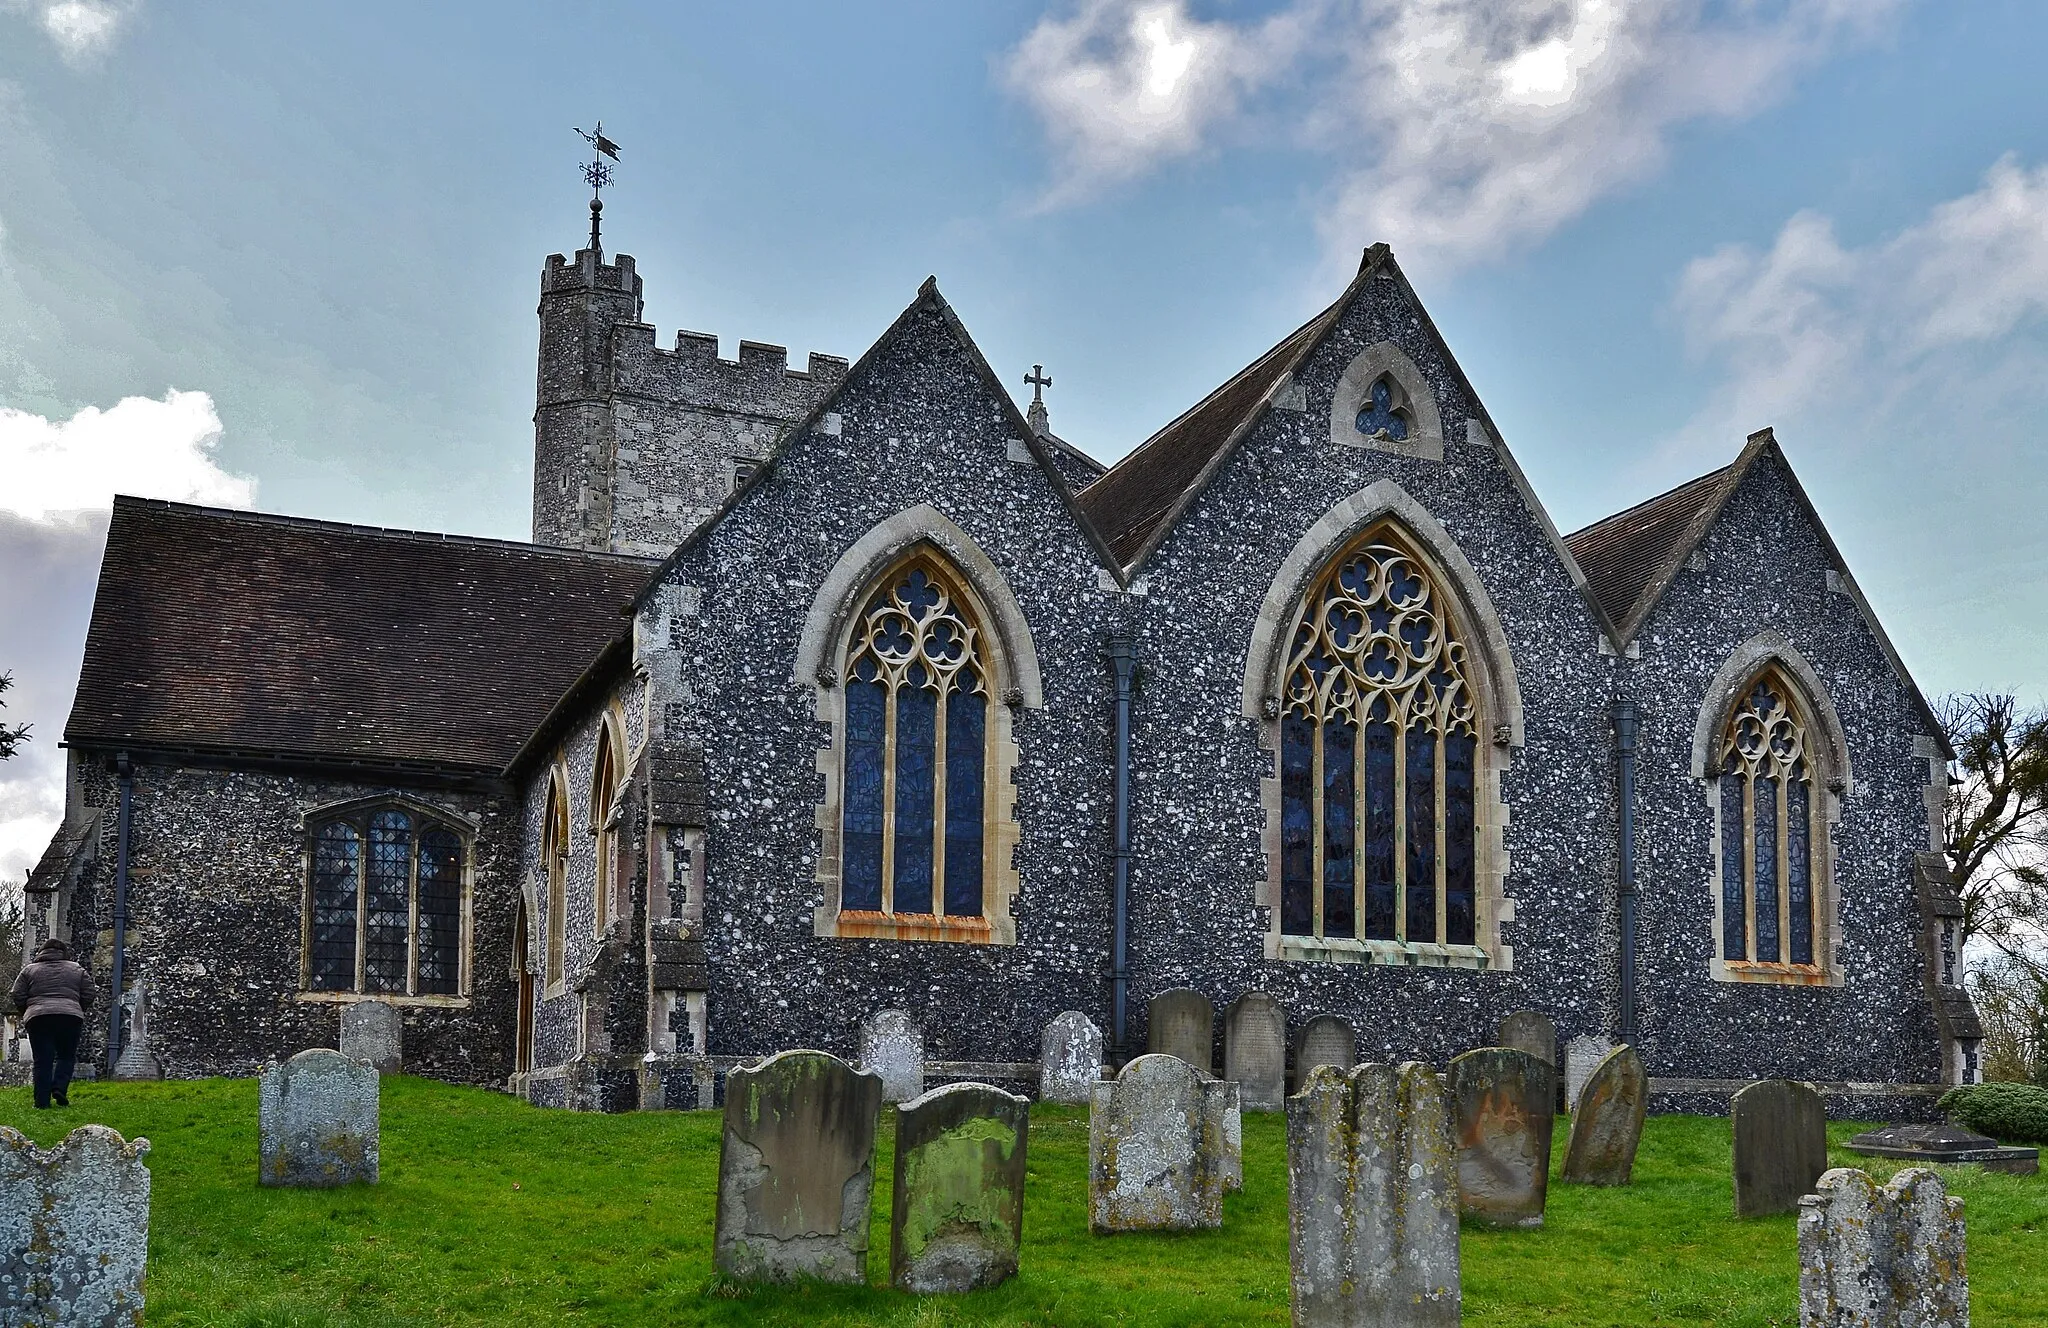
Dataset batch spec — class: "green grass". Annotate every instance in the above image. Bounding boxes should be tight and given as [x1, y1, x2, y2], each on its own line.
[3, 1077, 2044, 1326]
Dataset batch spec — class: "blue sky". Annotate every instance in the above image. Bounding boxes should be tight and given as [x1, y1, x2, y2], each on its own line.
[4, 0, 2048, 879]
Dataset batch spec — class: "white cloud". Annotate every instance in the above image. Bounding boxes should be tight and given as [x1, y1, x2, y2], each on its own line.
[1004, 0, 1897, 270]
[2, 0, 131, 63]
[0, 389, 254, 522]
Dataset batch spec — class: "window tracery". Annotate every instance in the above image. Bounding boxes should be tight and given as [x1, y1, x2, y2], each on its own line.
[1353, 376, 1413, 443]
[307, 805, 465, 997]
[1279, 526, 1479, 948]
[1717, 670, 1824, 970]
[543, 772, 569, 990]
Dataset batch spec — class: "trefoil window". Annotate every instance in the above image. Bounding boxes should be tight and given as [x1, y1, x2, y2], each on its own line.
[1354, 376, 1413, 443]
[309, 807, 465, 996]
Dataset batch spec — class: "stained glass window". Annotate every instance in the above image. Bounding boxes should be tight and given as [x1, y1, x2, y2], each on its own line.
[1280, 526, 1480, 948]
[1354, 377, 1412, 442]
[1717, 672, 1823, 968]
[591, 727, 620, 937]
[304, 806, 469, 996]
[840, 555, 992, 926]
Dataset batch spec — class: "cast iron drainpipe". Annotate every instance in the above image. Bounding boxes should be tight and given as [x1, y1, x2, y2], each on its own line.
[1106, 631, 1136, 1062]
[1613, 701, 1639, 1043]
[107, 752, 134, 1071]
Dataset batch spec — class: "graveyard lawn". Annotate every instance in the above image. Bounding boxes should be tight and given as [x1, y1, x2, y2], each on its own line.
[3, 1078, 2044, 1326]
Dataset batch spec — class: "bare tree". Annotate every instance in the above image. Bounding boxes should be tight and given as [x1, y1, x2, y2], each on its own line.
[1941, 693, 2048, 957]
[0, 672, 27, 762]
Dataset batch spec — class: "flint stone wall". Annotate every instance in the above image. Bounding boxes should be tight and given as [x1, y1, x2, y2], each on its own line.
[890, 1081, 1031, 1294]
[259, 1048, 380, 1187]
[1088, 1053, 1231, 1232]
[0, 1125, 152, 1328]
[1039, 1011, 1103, 1104]
[1798, 1167, 1967, 1328]
[715, 1050, 883, 1284]
[340, 1001, 403, 1075]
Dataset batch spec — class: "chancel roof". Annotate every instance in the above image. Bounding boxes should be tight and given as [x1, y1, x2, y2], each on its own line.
[66, 497, 656, 776]
[1564, 464, 1740, 639]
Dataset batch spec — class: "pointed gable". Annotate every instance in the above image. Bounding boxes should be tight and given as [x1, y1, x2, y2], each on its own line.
[1566, 464, 1739, 637]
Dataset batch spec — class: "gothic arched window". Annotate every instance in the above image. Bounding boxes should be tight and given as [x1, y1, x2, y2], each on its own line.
[591, 722, 620, 937]
[839, 554, 991, 928]
[307, 805, 466, 997]
[1717, 668, 1825, 970]
[543, 771, 569, 990]
[1279, 525, 1480, 948]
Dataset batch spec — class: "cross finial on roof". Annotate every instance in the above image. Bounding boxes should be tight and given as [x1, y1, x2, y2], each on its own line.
[574, 122, 621, 252]
[1023, 364, 1052, 437]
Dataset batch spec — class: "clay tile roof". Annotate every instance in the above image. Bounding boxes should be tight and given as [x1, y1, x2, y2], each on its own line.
[1077, 301, 1342, 567]
[1563, 466, 1739, 636]
[65, 498, 657, 775]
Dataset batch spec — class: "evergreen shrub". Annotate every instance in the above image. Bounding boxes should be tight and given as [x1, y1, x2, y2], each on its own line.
[1938, 1080, 2048, 1143]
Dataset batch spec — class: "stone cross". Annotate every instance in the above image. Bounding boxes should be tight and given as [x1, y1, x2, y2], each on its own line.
[1798, 1168, 1968, 1327]
[1734, 1078, 1828, 1218]
[112, 979, 162, 1081]
[339, 1000, 403, 1075]
[858, 1009, 924, 1104]
[1292, 1014, 1357, 1091]
[1561, 1043, 1648, 1186]
[1224, 991, 1287, 1111]
[1023, 365, 1052, 437]
[890, 1081, 1031, 1294]
[715, 1049, 883, 1284]
[1146, 988, 1214, 1075]
[1088, 1053, 1234, 1232]
[1563, 1033, 1614, 1114]
[259, 1048, 380, 1187]
[1039, 1010, 1103, 1104]
[1448, 1046, 1556, 1228]
[1287, 1062, 1460, 1328]
[0, 1125, 152, 1327]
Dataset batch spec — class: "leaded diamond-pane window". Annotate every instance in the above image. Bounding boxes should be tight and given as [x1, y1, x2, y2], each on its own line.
[304, 806, 468, 996]
[1280, 526, 1479, 947]
[840, 555, 990, 926]
[1718, 671, 1822, 969]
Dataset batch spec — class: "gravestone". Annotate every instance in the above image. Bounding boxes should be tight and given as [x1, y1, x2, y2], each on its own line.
[0, 1125, 152, 1327]
[1798, 1168, 1968, 1328]
[1288, 1062, 1460, 1328]
[112, 979, 163, 1081]
[1563, 1033, 1614, 1114]
[1447, 1046, 1556, 1228]
[339, 1000, 403, 1075]
[1497, 1009, 1556, 1068]
[258, 1048, 380, 1187]
[1088, 1053, 1233, 1232]
[1147, 988, 1215, 1074]
[1293, 1014, 1358, 1090]
[1039, 1010, 1103, 1104]
[1733, 1078, 1828, 1218]
[890, 1081, 1031, 1293]
[858, 1009, 924, 1104]
[1213, 1077, 1244, 1193]
[1561, 1043, 1648, 1186]
[715, 1049, 883, 1283]
[1224, 991, 1287, 1111]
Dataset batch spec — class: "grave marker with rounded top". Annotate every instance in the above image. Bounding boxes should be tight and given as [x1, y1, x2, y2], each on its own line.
[1088, 1053, 1231, 1232]
[1497, 1009, 1556, 1068]
[889, 1081, 1030, 1293]
[339, 1000, 403, 1075]
[1147, 987, 1215, 1074]
[0, 1125, 151, 1327]
[1039, 1010, 1103, 1104]
[715, 1049, 883, 1283]
[1225, 991, 1287, 1111]
[1448, 1046, 1555, 1228]
[1287, 1062, 1460, 1328]
[259, 1048, 380, 1187]
[1293, 1014, 1358, 1091]
[1798, 1167, 1968, 1327]
[1561, 1043, 1647, 1186]
[1733, 1078, 1828, 1218]
[858, 1009, 924, 1104]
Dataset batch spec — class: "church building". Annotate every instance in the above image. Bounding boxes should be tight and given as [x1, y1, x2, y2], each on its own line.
[24, 218, 1981, 1116]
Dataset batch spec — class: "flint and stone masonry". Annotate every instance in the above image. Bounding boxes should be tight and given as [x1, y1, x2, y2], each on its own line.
[0, 1125, 152, 1328]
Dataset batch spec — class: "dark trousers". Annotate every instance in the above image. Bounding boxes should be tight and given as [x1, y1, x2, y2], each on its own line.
[26, 1015, 83, 1107]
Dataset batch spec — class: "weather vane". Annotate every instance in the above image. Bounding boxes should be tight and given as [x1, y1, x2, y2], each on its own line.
[574, 122, 621, 250]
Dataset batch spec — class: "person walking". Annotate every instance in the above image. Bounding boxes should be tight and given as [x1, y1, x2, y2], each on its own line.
[10, 938, 97, 1109]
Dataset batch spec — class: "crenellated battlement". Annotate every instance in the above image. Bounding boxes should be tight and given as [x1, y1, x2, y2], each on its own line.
[608, 323, 848, 419]
[542, 249, 644, 301]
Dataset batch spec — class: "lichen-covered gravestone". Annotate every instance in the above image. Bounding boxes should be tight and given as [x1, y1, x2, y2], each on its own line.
[1561, 1043, 1647, 1186]
[1448, 1046, 1555, 1228]
[716, 1049, 883, 1284]
[1039, 1011, 1103, 1104]
[1563, 1033, 1613, 1114]
[259, 1048, 379, 1187]
[1497, 1010, 1556, 1069]
[1147, 988, 1215, 1074]
[859, 1009, 924, 1104]
[1225, 991, 1287, 1111]
[1293, 1014, 1357, 1090]
[0, 1125, 152, 1327]
[1798, 1168, 1968, 1328]
[890, 1081, 1031, 1293]
[1287, 1062, 1459, 1328]
[1733, 1078, 1828, 1218]
[1213, 1077, 1244, 1193]
[1088, 1053, 1234, 1232]
[339, 1000, 403, 1075]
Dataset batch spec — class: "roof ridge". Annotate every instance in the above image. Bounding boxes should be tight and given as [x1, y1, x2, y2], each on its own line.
[1562, 464, 1736, 543]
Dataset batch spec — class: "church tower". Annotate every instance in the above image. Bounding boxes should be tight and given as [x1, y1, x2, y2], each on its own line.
[533, 241, 645, 551]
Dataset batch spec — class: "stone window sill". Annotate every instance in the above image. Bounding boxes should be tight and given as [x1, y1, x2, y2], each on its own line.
[831, 910, 997, 945]
[1716, 961, 1835, 987]
[1279, 935, 1490, 969]
[294, 991, 471, 1009]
